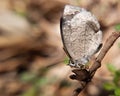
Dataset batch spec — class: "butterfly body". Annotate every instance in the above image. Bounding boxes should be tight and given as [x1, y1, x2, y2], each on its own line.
[60, 5, 102, 68]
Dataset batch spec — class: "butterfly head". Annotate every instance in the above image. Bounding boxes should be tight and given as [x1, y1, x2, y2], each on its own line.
[69, 56, 89, 69]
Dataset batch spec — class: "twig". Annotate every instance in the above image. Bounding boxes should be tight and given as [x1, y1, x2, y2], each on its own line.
[70, 32, 120, 96]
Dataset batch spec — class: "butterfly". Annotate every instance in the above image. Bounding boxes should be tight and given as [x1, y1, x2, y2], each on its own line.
[60, 5, 102, 69]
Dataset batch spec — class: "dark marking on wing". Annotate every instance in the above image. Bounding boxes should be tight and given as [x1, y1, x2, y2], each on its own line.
[86, 21, 99, 32]
[96, 43, 102, 53]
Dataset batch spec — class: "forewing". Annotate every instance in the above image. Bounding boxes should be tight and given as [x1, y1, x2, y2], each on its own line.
[60, 16, 85, 62]
[60, 17, 74, 63]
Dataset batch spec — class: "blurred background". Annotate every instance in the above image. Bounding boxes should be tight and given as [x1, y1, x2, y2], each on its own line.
[0, 0, 120, 96]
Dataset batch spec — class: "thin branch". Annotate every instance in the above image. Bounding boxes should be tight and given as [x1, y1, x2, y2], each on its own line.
[90, 32, 120, 73]
[70, 32, 120, 96]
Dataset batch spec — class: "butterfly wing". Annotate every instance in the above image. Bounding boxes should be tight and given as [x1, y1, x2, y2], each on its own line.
[60, 5, 102, 66]
[60, 17, 74, 63]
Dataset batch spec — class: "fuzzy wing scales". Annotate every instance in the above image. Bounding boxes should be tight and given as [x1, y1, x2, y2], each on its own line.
[60, 5, 102, 66]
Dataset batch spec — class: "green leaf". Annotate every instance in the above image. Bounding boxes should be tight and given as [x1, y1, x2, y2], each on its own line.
[115, 24, 120, 31]
[104, 82, 115, 91]
[20, 72, 36, 82]
[22, 87, 37, 96]
[114, 88, 120, 96]
[107, 64, 117, 73]
[113, 70, 120, 85]
[64, 57, 69, 64]
[36, 77, 49, 86]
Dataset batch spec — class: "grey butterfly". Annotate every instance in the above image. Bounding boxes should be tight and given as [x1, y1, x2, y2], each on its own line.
[60, 5, 102, 68]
